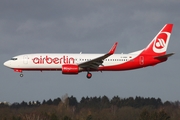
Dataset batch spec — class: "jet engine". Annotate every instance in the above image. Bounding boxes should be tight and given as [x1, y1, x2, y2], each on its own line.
[62, 64, 81, 74]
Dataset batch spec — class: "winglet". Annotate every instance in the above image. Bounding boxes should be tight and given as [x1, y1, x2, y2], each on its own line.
[108, 42, 118, 55]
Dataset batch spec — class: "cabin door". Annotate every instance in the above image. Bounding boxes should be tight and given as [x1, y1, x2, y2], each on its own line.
[139, 56, 144, 65]
[23, 56, 28, 64]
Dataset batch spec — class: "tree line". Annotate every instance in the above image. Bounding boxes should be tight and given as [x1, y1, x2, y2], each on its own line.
[0, 95, 180, 120]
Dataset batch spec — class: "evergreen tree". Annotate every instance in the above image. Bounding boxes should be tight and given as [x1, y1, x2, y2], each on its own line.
[46, 99, 53, 105]
[53, 97, 61, 105]
[68, 96, 78, 106]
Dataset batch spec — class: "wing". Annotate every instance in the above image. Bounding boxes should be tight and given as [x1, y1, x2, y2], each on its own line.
[79, 42, 118, 69]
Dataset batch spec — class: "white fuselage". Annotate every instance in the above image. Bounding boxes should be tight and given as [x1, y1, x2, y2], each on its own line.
[4, 53, 139, 70]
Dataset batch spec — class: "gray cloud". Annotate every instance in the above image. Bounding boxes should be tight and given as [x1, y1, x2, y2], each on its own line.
[0, 0, 180, 103]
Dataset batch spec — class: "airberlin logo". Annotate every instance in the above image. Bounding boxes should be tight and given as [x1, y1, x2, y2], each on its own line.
[153, 32, 170, 53]
[32, 56, 75, 64]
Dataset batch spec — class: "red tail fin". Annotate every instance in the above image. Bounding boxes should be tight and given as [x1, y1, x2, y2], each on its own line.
[142, 24, 173, 55]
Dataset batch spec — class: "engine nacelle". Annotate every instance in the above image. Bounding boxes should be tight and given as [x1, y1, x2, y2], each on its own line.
[62, 64, 80, 74]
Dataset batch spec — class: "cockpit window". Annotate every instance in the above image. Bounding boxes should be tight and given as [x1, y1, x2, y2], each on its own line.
[11, 58, 18, 60]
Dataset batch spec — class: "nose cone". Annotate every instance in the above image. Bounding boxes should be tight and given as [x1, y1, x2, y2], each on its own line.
[3, 61, 11, 68]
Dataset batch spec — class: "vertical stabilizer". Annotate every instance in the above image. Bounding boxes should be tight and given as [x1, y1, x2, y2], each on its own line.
[142, 24, 173, 55]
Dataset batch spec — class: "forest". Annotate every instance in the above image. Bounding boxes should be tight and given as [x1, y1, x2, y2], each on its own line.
[0, 95, 180, 120]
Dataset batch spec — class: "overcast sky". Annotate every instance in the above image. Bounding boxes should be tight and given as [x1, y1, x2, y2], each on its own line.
[0, 0, 180, 103]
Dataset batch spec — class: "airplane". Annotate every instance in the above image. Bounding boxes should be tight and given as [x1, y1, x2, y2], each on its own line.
[4, 24, 174, 79]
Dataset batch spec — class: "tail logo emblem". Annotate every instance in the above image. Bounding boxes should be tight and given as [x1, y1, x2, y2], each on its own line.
[153, 32, 170, 53]
[155, 38, 166, 49]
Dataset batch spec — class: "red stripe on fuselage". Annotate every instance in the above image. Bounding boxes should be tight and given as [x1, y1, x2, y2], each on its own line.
[99, 55, 167, 71]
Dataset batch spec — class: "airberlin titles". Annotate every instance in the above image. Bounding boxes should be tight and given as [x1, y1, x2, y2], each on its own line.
[32, 56, 75, 64]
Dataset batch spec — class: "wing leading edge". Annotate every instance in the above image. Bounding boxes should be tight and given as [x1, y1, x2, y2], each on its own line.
[79, 42, 118, 69]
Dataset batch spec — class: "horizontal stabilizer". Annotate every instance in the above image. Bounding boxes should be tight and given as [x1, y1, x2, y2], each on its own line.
[154, 53, 174, 59]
